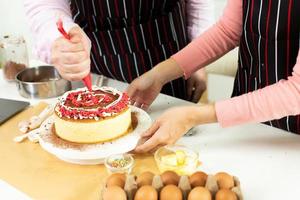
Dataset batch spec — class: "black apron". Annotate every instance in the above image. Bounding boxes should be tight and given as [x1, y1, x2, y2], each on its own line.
[233, 0, 300, 133]
[70, 0, 188, 100]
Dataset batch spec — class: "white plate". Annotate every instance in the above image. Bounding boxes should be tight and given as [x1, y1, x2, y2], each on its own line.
[38, 106, 152, 165]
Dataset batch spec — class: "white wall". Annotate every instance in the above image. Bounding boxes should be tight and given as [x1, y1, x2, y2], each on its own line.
[0, 0, 34, 58]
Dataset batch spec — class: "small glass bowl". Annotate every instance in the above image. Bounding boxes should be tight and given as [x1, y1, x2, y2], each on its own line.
[104, 154, 134, 174]
[154, 144, 199, 175]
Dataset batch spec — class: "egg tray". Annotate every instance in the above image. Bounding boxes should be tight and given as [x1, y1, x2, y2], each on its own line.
[101, 171, 243, 200]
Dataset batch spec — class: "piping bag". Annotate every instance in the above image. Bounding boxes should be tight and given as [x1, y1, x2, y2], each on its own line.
[56, 18, 92, 91]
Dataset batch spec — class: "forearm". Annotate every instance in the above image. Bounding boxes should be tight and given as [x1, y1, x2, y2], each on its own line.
[151, 58, 185, 85]
[172, 0, 242, 78]
[193, 104, 217, 125]
[181, 104, 217, 127]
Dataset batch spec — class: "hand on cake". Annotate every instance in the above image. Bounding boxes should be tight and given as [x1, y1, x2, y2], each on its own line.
[127, 59, 184, 109]
[135, 105, 217, 153]
[126, 70, 164, 110]
[51, 26, 91, 81]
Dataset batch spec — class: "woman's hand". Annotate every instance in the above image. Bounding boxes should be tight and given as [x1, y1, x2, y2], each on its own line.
[135, 104, 217, 153]
[186, 69, 207, 103]
[126, 70, 164, 109]
[126, 58, 185, 109]
[51, 26, 91, 81]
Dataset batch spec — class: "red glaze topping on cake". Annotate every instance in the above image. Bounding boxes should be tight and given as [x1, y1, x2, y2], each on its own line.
[55, 86, 130, 120]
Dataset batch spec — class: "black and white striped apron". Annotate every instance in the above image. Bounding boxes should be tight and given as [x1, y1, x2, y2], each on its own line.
[70, 0, 188, 100]
[233, 0, 300, 133]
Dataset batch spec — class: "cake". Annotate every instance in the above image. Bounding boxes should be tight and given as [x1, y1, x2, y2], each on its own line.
[54, 86, 131, 143]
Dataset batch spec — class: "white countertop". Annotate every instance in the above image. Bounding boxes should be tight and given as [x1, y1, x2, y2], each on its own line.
[0, 67, 300, 200]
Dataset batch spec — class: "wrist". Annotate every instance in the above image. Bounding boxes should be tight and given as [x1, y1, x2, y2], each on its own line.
[152, 58, 184, 85]
[187, 104, 217, 126]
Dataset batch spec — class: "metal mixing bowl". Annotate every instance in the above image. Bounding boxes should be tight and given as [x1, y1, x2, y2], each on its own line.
[16, 65, 71, 99]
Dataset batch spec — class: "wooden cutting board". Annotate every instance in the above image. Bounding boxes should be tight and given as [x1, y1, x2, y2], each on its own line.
[0, 102, 159, 200]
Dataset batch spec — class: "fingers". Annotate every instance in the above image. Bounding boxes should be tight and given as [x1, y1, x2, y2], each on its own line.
[133, 101, 142, 108]
[71, 70, 90, 81]
[52, 51, 88, 65]
[60, 68, 90, 81]
[126, 81, 138, 98]
[191, 87, 201, 103]
[141, 103, 149, 110]
[192, 82, 206, 103]
[69, 26, 92, 53]
[62, 51, 89, 65]
[186, 78, 195, 100]
[135, 133, 161, 153]
[51, 26, 91, 81]
[149, 144, 165, 153]
[126, 81, 139, 106]
[126, 83, 149, 109]
[141, 121, 160, 138]
[69, 26, 85, 43]
[126, 71, 162, 109]
[59, 59, 91, 74]
[53, 37, 84, 52]
[56, 59, 91, 81]
[135, 122, 162, 153]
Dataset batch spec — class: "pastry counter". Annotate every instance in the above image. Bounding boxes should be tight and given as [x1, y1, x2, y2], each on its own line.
[0, 69, 300, 200]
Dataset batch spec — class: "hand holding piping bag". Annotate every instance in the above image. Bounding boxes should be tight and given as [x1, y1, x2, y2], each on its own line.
[53, 18, 92, 91]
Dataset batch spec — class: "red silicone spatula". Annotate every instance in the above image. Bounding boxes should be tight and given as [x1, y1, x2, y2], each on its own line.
[56, 18, 92, 91]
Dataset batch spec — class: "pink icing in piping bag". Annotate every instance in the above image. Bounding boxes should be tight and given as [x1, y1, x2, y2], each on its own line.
[56, 18, 92, 91]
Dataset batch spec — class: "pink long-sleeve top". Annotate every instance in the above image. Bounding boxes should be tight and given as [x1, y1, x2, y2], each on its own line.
[23, 0, 214, 64]
[172, 0, 300, 128]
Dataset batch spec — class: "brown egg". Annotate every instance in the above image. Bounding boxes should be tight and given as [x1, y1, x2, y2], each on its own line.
[189, 171, 208, 188]
[106, 173, 126, 188]
[215, 172, 235, 189]
[216, 189, 238, 200]
[160, 185, 182, 200]
[161, 171, 180, 186]
[188, 187, 212, 200]
[103, 186, 127, 200]
[136, 171, 155, 187]
[134, 185, 158, 200]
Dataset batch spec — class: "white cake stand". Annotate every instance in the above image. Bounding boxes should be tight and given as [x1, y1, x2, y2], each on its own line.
[38, 106, 152, 165]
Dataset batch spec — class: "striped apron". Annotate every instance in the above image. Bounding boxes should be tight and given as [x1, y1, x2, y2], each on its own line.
[70, 0, 188, 100]
[233, 0, 300, 133]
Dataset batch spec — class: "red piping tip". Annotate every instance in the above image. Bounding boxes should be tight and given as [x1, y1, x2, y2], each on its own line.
[83, 74, 92, 91]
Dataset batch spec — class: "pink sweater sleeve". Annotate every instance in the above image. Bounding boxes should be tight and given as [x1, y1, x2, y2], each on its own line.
[24, 0, 77, 63]
[172, 0, 243, 77]
[172, 0, 300, 127]
[186, 0, 215, 40]
[216, 52, 300, 127]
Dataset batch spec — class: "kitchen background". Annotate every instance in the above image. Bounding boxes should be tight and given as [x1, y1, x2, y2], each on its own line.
[0, 0, 236, 103]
